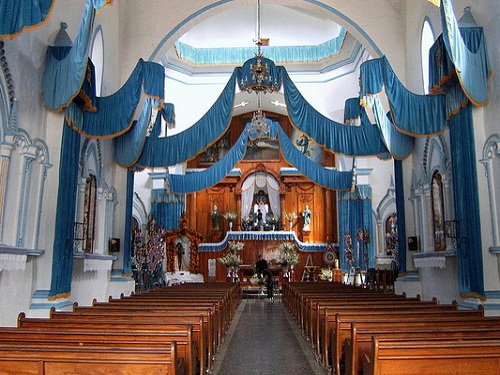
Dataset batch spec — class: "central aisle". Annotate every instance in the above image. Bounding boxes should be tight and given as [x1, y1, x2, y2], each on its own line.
[213, 299, 324, 375]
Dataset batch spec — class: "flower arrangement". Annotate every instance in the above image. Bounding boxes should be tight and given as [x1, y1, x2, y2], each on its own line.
[250, 273, 266, 286]
[241, 215, 254, 231]
[228, 241, 245, 252]
[319, 268, 333, 281]
[277, 241, 300, 266]
[283, 211, 298, 222]
[267, 214, 280, 226]
[218, 252, 243, 268]
[223, 211, 238, 222]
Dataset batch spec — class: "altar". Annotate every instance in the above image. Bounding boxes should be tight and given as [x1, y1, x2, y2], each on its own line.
[197, 231, 327, 283]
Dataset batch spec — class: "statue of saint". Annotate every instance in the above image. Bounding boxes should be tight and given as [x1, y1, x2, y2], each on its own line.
[176, 242, 184, 271]
[211, 205, 220, 230]
[302, 205, 311, 231]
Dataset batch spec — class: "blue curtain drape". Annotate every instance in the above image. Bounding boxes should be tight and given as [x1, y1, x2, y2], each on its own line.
[368, 95, 414, 159]
[429, 26, 487, 117]
[394, 159, 407, 273]
[134, 72, 237, 168]
[49, 123, 81, 299]
[43, 0, 111, 112]
[0, 0, 55, 39]
[282, 69, 389, 157]
[272, 121, 354, 190]
[168, 120, 353, 193]
[360, 57, 447, 136]
[169, 126, 249, 193]
[66, 59, 165, 139]
[150, 189, 184, 231]
[440, 0, 490, 107]
[114, 98, 156, 167]
[449, 104, 484, 296]
[338, 185, 373, 271]
[122, 169, 134, 276]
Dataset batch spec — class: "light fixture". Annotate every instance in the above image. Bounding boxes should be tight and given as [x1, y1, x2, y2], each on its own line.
[240, 0, 279, 94]
[249, 91, 269, 135]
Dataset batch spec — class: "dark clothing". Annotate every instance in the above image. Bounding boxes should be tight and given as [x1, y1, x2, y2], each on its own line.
[255, 258, 268, 275]
[262, 268, 274, 299]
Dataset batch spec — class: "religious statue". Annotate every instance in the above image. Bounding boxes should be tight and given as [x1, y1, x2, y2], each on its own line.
[176, 242, 185, 271]
[211, 205, 220, 230]
[302, 205, 311, 231]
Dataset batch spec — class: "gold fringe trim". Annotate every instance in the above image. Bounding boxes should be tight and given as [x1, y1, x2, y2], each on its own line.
[460, 292, 486, 302]
[0, 0, 57, 41]
[47, 292, 70, 301]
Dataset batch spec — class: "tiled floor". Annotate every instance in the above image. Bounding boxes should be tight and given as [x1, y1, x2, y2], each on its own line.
[213, 299, 324, 375]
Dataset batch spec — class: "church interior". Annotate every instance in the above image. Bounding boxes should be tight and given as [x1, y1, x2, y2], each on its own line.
[0, 0, 499, 373]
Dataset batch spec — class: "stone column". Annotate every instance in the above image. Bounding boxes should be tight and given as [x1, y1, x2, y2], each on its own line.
[0, 144, 13, 242]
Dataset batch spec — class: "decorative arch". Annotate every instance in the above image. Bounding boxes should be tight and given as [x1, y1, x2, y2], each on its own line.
[235, 164, 284, 222]
[148, 0, 384, 63]
[480, 134, 500, 247]
[132, 192, 148, 229]
[164, 214, 203, 273]
[80, 139, 103, 186]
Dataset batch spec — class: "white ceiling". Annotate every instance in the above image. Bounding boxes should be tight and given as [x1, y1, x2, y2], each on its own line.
[178, 4, 344, 49]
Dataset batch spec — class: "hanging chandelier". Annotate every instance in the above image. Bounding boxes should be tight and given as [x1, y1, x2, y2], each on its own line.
[249, 92, 269, 135]
[240, 0, 279, 94]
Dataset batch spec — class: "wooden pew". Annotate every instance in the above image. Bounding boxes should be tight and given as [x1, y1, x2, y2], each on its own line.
[310, 298, 444, 351]
[96, 299, 223, 348]
[18, 313, 201, 375]
[346, 323, 500, 375]
[327, 309, 486, 374]
[50, 309, 205, 373]
[74, 304, 213, 370]
[362, 337, 500, 375]
[0, 341, 183, 375]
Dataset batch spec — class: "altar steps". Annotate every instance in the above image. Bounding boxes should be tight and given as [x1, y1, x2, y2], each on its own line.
[241, 285, 282, 299]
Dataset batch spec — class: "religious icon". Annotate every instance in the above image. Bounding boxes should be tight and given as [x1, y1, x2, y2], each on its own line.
[176, 242, 184, 271]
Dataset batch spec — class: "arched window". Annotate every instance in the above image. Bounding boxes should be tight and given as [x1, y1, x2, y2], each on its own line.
[90, 27, 104, 96]
[385, 213, 398, 256]
[421, 19, 435, 94]
[83, 174, 97, 253]
[431, 171, 446, 251]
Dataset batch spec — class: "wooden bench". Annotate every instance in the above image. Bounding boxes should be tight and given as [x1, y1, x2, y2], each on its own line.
[327, 309, 486, 373]
[18, 313, 202, 375]
[362, 337, 500, 375]
[346, 323, 500, 375]
[0, 341, 183, 375]
[51, 310, 207, 372]
[96, 299, 224, 348]
[74, 304, 213, 370]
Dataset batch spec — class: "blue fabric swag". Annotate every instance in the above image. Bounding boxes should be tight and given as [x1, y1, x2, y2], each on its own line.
[0, 0, 54, 39]
[43, 0, 111, 112]
[168, 120, 353, 194]
[134, 71, 237, 168]
[440, 0, 490, 107]
[360, 57, 447, 136]
[282, 68, 389, 157]
[66, 59, 164, 139]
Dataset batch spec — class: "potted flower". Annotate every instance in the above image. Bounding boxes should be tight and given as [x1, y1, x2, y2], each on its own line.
[277, 241, 300, 279]
[228, 241, 244, 252]
[283, 211, 298, 231]
[319, 268, 333, 282]
[267, 214, 280, 230]
[218, 250, 243, 282]
[223, 211, 238, 230]
[241, 215, 254, 231]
